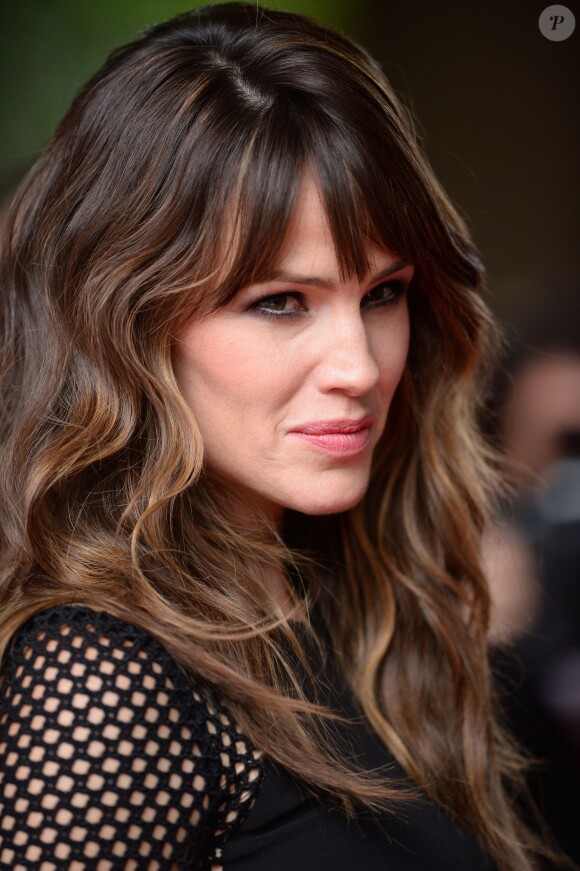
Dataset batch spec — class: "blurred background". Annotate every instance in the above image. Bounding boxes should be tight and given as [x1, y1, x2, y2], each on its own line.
[1, 0, 579, 865]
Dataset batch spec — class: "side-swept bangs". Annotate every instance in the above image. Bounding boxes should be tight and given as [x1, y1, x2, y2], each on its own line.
[186, 52, 483, 324]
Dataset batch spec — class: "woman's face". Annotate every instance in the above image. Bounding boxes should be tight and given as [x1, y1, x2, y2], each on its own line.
[173, 175, 412, 526]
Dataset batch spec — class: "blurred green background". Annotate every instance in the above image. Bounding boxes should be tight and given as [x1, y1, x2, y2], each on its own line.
[1, 0, 578, 343]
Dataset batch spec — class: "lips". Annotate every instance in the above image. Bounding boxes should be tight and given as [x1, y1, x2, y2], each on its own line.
[290, 414, 375, 435]
[288, 414, 375, 457]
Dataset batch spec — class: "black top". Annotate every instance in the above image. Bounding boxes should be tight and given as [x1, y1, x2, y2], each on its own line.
[0, 605, 497, 870]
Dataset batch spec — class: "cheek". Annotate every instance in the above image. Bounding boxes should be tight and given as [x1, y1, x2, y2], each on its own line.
[173, 322, 287, 412]
[375, 308, 410, 391]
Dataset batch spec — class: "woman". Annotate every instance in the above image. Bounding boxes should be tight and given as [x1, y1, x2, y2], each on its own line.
[0, 4, 554, 870]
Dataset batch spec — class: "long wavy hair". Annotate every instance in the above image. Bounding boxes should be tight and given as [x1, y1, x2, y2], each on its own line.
[0, 5, 553, 869]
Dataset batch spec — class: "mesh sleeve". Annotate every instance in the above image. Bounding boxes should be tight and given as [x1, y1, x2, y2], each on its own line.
[0, 605, 265, 870]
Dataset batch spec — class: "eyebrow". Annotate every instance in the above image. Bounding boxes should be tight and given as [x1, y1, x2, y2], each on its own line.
[261, 259, 410, 289]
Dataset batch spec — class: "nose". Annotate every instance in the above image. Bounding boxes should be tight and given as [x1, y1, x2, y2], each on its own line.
[314, 307, 380, 396]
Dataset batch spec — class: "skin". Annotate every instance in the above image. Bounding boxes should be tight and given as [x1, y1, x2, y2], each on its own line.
[172, 173, 412, 533]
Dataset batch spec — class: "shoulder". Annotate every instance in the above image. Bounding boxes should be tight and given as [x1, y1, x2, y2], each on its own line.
[1, 602, 265, 782]
[0, 604, 265, 867]
[5, 601, 185, 669]
[2, 603, 215, 735]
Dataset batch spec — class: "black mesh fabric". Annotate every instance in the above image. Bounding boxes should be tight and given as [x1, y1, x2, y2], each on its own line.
[0, 605, 265, 870]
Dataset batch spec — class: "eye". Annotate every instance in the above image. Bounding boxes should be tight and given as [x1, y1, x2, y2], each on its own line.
[362, 280, 407, 309]
[250, 292, 304, 319]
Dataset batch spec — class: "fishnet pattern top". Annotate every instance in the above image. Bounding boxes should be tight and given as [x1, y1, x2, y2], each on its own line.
[0, 605, 265, 870]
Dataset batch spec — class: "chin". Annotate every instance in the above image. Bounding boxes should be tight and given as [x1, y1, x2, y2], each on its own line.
[289, 482, 370, 516]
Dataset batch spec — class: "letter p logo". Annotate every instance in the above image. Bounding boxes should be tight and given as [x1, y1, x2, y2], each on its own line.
[539, 5, 576, 40]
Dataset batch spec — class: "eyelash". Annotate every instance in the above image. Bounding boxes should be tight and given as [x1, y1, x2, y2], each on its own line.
[249, 281, 408, 320]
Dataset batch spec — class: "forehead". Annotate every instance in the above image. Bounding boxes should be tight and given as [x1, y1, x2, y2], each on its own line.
[275, 173, 334, 267]
[270, 172, 396, 281]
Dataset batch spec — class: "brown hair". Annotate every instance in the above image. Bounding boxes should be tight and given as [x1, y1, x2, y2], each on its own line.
[0, 4, 553, 868]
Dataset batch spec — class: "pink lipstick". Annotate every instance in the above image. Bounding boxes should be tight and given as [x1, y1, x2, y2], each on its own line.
[289, 415, 374, 456]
